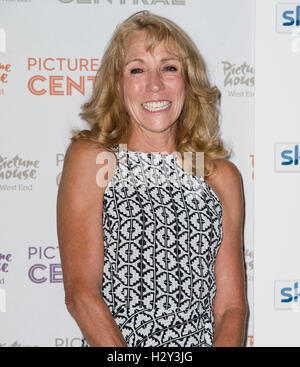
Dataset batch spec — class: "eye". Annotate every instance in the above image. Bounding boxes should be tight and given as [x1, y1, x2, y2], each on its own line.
[164, 65, 178, 72]
[130, 68, 143, 74]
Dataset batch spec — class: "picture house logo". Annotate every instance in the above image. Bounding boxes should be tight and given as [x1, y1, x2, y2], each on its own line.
[221, 61, 254, 97]
[58, 0, 186, 5]
[0, 154, 40, 191]
[27, 57, 99, 96]
[0, 61, 11, 96]
[276, 3, 300, 33]
[28, 246, 63, 284]
[274, 143, 300, 172]
[55, 337, 82, 347]
[0, 252, 12, 278]
[274, 280, 300, 311]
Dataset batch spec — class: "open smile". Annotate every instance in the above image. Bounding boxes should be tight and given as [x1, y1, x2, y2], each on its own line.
[141, 100, 172, 113]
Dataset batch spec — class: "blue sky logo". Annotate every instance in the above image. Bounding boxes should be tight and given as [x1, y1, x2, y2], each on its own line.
[274, 280, 300, 310]
[275, 143, 300, 172]
[277, 3, 300, 32]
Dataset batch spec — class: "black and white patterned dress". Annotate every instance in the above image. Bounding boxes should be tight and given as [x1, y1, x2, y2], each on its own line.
[81, 147, 223, 347]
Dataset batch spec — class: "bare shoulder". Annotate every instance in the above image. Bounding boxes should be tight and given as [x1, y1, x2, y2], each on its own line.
[64, 139, 106, 169]
[59, 139, 116, 197]
[205, 159, 243, 206]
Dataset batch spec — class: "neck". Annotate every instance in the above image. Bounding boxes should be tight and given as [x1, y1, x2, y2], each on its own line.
[125, 125, 177, 154]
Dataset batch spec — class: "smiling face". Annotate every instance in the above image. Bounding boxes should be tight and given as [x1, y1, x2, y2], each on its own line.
[121, 31, 186, 138]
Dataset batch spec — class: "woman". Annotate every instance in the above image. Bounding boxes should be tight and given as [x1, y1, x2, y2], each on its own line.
[57, 11, 247, 347]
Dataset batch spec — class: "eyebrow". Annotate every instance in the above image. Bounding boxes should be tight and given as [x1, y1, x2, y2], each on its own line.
[125, 57, 179, 66]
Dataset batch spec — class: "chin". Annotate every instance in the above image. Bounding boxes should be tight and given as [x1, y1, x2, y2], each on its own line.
[141, 119, 176, 131]
[142, 124, 174, 133]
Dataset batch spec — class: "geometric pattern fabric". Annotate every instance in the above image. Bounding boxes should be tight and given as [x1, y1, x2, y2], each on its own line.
[82, 147, 223, 347]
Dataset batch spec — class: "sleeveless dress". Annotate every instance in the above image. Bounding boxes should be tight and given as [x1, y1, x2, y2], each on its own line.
[81, 147, 223, 347]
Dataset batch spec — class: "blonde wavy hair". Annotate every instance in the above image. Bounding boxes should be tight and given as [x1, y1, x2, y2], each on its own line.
[71, 10, 231, 178]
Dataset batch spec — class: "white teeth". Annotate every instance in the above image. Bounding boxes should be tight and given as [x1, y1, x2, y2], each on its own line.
[142, 101, 171, 111]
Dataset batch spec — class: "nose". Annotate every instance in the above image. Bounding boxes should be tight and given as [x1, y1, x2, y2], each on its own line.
[146, 69, 164, 93]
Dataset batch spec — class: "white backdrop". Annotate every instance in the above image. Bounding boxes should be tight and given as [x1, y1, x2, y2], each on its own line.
[0, 0, 254, 347]
[254, 0, 300, 347]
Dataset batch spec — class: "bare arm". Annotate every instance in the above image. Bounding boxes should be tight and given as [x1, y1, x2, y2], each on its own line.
[206, 159, 247, 347]
[56, 139, 127, 347]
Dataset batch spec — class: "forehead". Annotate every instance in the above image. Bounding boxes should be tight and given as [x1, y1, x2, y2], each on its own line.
[123, 31, 178, 59]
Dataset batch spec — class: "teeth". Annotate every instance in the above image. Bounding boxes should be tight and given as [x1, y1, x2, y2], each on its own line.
[142, 101, 171, 111]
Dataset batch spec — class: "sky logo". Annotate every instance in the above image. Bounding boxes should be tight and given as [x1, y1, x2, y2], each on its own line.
[274, 280, 300, 311]
[274, 143, 300, 172]
[277, 3, 300, 32]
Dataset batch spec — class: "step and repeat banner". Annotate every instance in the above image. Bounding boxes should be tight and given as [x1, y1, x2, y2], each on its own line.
[0, 0, 254, 346]
[254, 0, 300, 347]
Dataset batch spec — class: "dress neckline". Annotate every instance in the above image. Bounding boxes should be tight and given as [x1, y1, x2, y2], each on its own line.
[125, 149, 177, 158]
[112, 144, 176, 157]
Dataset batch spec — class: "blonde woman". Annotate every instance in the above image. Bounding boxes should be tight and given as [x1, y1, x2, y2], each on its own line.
[57, 11, 247, 347]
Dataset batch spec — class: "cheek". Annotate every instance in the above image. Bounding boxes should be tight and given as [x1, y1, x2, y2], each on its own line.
[123, 77, 145, 99]
[178, 80, 186, 103]
[165, 76, 185, 98]
[172, 85, 185, 106]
